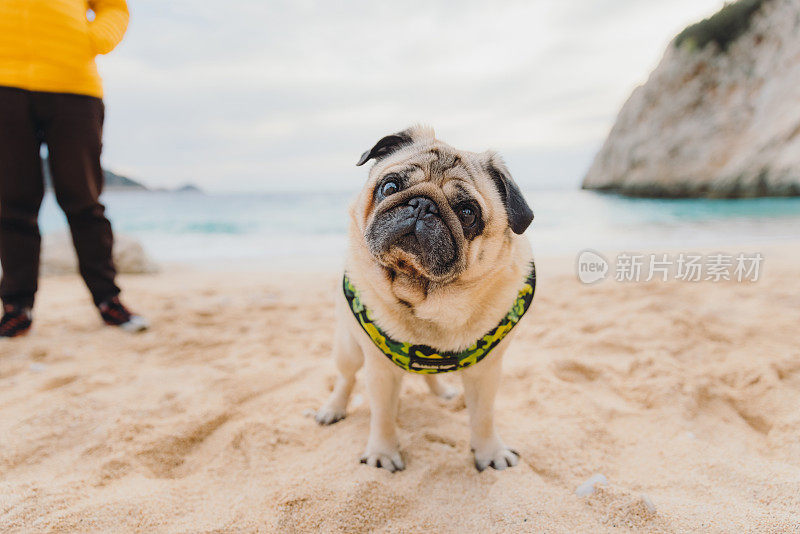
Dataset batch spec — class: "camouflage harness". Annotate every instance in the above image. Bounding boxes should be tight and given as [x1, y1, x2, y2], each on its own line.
[342, 263, 536, 374]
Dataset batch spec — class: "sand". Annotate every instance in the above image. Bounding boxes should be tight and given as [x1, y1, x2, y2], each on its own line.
[1, 249, 799, 533]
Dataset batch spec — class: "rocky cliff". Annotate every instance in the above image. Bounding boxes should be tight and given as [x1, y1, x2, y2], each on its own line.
[42, 159, 147, 190]
[583, 0, 800, 198]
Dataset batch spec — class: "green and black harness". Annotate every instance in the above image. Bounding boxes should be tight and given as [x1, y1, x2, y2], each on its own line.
[343, 263, 536, 374]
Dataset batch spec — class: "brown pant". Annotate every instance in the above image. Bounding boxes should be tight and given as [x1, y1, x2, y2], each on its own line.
[0, 86, 119, 307]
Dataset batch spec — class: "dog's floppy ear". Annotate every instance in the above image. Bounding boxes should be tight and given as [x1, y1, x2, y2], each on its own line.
[484, 152, 533, 234]
[356, 125, 436, 166]
[356, 130, 414, 166]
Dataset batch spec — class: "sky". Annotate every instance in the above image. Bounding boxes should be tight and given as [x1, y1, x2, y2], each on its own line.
[97, 0, 725, 192]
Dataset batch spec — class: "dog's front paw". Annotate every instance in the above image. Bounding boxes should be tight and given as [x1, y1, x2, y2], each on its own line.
[360, 448, 405, 472]
[473, 443, 519, 472]
[314, 406, 346, 425]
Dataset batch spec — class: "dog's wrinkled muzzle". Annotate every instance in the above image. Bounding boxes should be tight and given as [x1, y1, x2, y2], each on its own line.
[367, 195, 456, 278]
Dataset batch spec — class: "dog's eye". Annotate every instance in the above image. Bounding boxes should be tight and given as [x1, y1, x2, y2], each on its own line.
[457, 204, 477, 227]
[381, 179, 400, 197]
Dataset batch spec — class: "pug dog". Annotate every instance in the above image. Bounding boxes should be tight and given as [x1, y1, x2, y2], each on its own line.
[316, 125, 534, 472]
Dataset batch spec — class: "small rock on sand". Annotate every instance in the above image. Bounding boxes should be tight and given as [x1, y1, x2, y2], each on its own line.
[640, 493, 657, 514]
[41, 232, 158, 275]
[575, 473, 608, 496]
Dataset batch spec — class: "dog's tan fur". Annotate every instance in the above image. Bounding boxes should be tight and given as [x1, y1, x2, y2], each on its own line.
[317, 126, 533, 471]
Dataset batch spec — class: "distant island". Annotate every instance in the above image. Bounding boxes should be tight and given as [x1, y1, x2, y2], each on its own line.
[103, 168, 148, 190]
[151, 184, 203, 193]
[42, 158, 201, 193]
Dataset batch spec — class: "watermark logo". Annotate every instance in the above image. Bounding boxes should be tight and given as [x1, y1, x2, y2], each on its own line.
[576, 249, 610, 284]
[577, 251, 763, 284]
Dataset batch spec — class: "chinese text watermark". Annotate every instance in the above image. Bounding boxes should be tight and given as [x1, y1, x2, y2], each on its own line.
[577, 250, 763, 284]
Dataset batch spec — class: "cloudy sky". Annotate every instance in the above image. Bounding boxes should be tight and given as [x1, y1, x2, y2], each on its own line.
[97, 0, 724, 192]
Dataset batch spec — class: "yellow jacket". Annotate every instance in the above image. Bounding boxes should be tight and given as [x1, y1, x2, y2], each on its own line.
[0, 0, 128, 98]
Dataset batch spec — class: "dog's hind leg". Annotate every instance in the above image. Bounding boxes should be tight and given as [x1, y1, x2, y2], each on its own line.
[316, 320, 364, 425]
[424, 375, 458, 400]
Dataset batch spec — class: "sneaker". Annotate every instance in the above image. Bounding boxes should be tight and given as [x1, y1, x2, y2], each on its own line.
[98, 296, 149, 332]
[0, 304, 32, 338]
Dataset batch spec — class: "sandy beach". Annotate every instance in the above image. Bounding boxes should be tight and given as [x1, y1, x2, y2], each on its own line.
[1, 248, 799, 533]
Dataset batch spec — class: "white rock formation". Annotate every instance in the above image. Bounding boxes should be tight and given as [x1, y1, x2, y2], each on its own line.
[583, 0, 800, 197]
[41, 233, 159, 275]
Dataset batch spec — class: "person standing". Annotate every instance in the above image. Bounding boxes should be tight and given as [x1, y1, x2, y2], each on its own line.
[0, 0, 147, 337]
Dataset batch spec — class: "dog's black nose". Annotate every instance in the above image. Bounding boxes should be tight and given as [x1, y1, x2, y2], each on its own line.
[408, 197, 438, 219]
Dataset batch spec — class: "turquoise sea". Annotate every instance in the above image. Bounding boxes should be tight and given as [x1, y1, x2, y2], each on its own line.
[37, 189, 800, 263]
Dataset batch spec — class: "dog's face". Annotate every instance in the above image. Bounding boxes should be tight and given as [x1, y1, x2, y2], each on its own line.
[354, 126, 533, 286]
